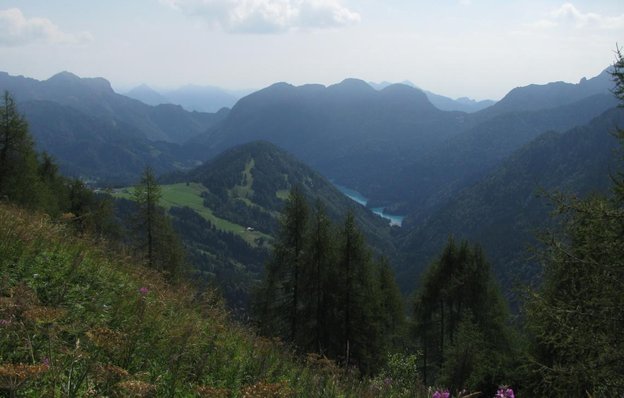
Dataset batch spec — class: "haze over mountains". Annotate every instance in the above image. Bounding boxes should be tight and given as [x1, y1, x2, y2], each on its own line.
[369, 80, 497, 113]
[125, 84, 250, 113]
[1, 66, 621, 299]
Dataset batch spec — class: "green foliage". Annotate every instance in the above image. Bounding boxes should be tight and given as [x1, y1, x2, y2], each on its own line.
[256, 186, 309, 340]
[0, 91, 45, 209]
[521, 49, 624, 397]
[0, 201, 429, 397]
[370, 352, 426, 397]
[523, 196, 624, 396]
[0, 91, 119, 238]
[413, 239, 516, 394]
[302, 201, 336, 354]
[132, 167, 186, 280]
[334, 211, 383, 374]
[377, 257, 407, 350]
[256, 190, 405, 375]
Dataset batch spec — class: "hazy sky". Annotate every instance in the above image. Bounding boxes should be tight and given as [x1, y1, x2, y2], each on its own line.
[1, 0, 623, 100]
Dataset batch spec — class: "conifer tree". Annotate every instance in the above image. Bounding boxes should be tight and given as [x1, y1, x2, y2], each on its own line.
[334, 211, 382, 373]
[413, 239, 513, 392]
[257, 186, 309, 342]
[302, 200, 335, 353]
[377, 257, 406, 351]
[132, 167, 186, 280]
[256, 197, 401, 374]
[0, 91, 43, 207]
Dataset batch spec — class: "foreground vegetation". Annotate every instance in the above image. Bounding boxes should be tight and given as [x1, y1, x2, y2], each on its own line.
[0, 202, 431, 397]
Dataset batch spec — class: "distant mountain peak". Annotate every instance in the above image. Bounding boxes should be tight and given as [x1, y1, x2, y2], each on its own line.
[333, 78, 372, 88]
[48, 71, 81, 82]
[46, 71, 114, 94]
[487, 66, 613, 115]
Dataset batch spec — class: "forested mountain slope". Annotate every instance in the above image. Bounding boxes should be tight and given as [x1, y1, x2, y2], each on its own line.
[0, 71, 225, 143]
[396, 107, 624, 296]
[153, 141, 399, 308]
[188, 79, 466, 196]
[393, 92, 618, 218]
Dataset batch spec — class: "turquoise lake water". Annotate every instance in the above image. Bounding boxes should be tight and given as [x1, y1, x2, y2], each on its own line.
[333, 184, 405, 227]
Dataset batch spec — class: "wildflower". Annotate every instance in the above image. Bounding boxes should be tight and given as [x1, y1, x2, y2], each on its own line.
[138, 287, 149, 295]
[433, 390, 450, 398]
[495, 387, 515, 398]
[0, 319, 10, 326]
[42, 358, 50, 368]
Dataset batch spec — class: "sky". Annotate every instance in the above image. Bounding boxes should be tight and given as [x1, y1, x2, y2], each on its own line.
[0, 0, 623, 100]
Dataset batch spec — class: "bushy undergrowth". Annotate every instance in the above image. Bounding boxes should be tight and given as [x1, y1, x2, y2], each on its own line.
[0, 203, 429, 397]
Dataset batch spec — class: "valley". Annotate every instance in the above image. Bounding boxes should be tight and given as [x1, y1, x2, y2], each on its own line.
[1, 56, 623, 397]
[2, 2, 623, 395]
[333, 183, 405, 226]
[1, 66, 619, 301]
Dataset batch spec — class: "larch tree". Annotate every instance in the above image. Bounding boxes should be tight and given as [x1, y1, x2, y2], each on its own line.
[0, 91, 43, 208]
[132, 167, 186, 280]
[256, 186, 309, 343]
[334, 211, 382, 374]
[302, 200, 335, 354]
[413, 239, 514, 393]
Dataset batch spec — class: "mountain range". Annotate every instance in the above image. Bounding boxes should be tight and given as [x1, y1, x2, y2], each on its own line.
[2, 67, 620, 301]
[0, 71, 228, 183]
[188, 68, 615, 215]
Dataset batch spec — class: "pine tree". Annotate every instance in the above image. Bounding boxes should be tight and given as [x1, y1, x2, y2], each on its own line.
[0, 91, 43, 207]
[302, 200, 335, 353]
[256, 197, 400, 374]
[334, 211, 382, 373]
[132, 167, 186, 280]
[413, 239, 514, 392]
[256, 186, 309, 342]
[377, 257, 406, 351]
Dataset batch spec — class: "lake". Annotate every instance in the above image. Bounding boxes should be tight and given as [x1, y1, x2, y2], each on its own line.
[333, 183, 405, 227]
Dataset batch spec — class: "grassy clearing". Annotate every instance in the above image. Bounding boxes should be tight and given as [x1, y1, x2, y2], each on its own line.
[276, 189, 290, 200]
[230, 158, 255, 199]
[113, 183, 270, 247]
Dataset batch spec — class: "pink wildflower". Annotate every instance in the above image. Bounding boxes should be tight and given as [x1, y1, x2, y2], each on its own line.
[139, 287, 149, 295]
[496, 387, 514, 398]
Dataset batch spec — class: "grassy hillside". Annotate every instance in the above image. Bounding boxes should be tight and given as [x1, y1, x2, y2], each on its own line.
[114, 182, 270, 247]
[185, 141, 397, 256]
[0, 203, 425, 397]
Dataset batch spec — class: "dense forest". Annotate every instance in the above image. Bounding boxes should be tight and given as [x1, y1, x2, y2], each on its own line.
[1, 48, 624, 397]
